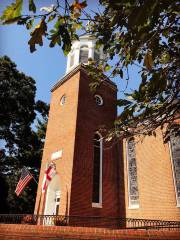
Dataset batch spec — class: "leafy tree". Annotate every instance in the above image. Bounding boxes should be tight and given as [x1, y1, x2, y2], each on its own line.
[0, 172, 9, 213]
[88, 0, 180, 140]
[0, 0, 87, 54]
[0, 56, 49, 213]
[0, 56, 36, 154]
[0, 0, 179, 140]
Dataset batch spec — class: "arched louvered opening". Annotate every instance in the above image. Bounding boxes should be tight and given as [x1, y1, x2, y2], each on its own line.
[79, 45, 89, 64]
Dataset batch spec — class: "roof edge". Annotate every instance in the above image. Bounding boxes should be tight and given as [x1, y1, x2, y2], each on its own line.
[51, 64, 117, 92]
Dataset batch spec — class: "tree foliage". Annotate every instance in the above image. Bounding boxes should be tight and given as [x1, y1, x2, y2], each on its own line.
[0, 56, 36, 154]
[0, 0, 87, 54]
[0, 56, 49, 213]
[88, 0, 180, 139]
[0, 0, 179, 140]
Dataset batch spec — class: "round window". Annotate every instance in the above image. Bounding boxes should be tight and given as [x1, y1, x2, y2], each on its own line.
[60, 95, 66, 105]
[94, 95, 103, 106]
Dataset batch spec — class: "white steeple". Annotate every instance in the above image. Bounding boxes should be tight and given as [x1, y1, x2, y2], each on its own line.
[66, 34, 105, 73]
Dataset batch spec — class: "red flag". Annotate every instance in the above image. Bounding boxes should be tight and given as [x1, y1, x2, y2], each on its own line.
[15, 167, 33, 196]
[42, 162, 56, 193]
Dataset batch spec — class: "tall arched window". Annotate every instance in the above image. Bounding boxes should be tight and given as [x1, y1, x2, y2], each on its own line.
[92, 133, 103, 207]
[127, 138, 139, 208]
[79, 45, 89, 64]
[170, 125, 180, 206]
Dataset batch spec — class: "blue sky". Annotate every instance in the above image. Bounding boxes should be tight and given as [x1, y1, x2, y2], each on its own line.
[0, 0, 141, 105]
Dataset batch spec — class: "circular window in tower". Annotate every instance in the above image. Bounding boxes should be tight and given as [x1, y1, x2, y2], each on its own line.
[94, 94, 103, 106]
[60, 95, 66, 105]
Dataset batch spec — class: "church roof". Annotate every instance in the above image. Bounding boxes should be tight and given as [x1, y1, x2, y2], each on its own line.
[51, 64, 117, 92]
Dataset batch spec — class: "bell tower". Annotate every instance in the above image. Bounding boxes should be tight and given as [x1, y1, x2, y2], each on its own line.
[34, 34, 122, 220]
[66, 34, 105, 73]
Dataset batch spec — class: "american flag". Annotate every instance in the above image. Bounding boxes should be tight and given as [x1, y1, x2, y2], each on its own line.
[15, 167, 33, 196]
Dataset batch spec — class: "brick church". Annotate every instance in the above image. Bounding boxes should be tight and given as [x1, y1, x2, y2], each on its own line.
[34, 34, 180, 223]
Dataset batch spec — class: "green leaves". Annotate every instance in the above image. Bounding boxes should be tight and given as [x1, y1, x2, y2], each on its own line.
[89, 81, 101, 92]
[144, 51, 153, 70]
[0, 56, 49, 214]
[70, 0, 87, 12]
[160, 52, 170, 64]
[70, 0, 87, 19]
[72, 22, 83, 30]
[119, 69, 123, 78]
[0, 1, 83, 56]
[49, 30, 61, 48]
[29, 0, 36, 13]
[117, 99, 132, 107]
[0, 56, 36, 153]
[104, 64, 112, 72]
[49, 19, 72, 55]
[26, 19, 34, 30]
[48, 14, 56, 22]
[90, 1, 178, 140]
[28, 19, 47, 53]
[0, 0, 23, 24]
[0, 0, 178, 140]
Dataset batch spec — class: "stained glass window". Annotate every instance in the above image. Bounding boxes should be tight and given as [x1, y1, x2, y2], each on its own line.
[127, 138, 139, 207]
[170, 125, 180, 206]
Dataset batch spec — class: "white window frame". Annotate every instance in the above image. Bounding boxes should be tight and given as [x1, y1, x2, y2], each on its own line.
[79, 45, 89, 64]
[54, 190, 61, 215]
[51, 150, 63, 160]
[60, 95, 66, 105]
[126, 140, 140, 209]
[169, 141, 180, 207]
[94, 94, 103, 106]
[92, 132, 103, 208]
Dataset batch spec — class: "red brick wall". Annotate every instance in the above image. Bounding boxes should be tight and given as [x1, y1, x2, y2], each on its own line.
[0, 224, 180, 240]
[69, 70, 123, 217]
[123, 129, 180, 220]
[34, 67, 123, 218]
[34, 65, 179, 222]
[34, 71, 81, 215]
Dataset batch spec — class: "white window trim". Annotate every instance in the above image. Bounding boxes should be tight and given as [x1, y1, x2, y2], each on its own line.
[169, 142, 180, 207]
[79, 45, 89, 64]
[60, 95, 66, 105]
[92, 133, 103, 208]
[51, 150, 63, 160]
[128, 205, 140, 210]
[126, 141, 140, 209]
[92, 202, 102, 208]
[54, 190, 61, 215]
[94, 94, 103, 106]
